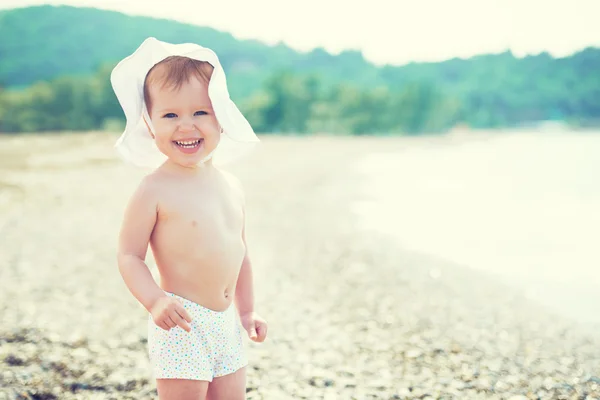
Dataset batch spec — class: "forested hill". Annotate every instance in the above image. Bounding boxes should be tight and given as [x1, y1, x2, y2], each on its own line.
[0, 5, 377, 99]
[2, 5, 599, 97]
[0, 5, 599, 132]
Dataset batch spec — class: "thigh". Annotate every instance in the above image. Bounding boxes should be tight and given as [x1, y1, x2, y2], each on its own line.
[156, 378, 209, 400]
[206, 367, 246, 400]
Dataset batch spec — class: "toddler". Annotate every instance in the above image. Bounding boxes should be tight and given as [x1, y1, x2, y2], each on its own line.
[111, 37, 267, 400]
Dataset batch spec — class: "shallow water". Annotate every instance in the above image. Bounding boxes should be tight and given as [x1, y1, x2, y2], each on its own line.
[352, 130, 600, 325]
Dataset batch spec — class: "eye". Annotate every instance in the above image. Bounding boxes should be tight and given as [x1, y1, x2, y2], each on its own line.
[194, 111, 208, 116]
[162, 113, 177, 119]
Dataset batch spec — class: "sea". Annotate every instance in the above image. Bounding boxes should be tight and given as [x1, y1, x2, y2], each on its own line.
[351, 130, 600, 325]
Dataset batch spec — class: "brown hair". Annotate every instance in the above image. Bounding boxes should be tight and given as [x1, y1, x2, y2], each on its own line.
[143, 56, 214, 112]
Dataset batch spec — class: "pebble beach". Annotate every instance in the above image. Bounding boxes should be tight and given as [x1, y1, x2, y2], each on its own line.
[1, 132, 599, 400]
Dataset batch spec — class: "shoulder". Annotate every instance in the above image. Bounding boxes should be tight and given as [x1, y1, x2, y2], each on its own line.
[128, 173, 162, 209]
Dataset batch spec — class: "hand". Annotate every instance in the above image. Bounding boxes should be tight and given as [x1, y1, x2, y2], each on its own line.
[240, 312, 267, 342]
[150, 296, 193, 332]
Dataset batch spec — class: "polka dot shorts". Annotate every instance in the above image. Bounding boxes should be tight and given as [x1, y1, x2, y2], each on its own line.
[147, 291, 248, 381]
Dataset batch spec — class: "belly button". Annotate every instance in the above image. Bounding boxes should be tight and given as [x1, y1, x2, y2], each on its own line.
[224, 290, 229, 298]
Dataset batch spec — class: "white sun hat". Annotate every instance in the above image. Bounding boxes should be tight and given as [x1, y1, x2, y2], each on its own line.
[110, 37, 260, 168]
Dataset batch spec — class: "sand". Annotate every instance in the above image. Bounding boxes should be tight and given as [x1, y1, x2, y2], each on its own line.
[1, 132, 599, 400]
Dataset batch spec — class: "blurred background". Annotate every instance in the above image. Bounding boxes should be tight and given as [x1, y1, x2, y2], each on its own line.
[1, 1, 600, 399]
[0, 0, 599, 134]
[1, 0, 598, 322]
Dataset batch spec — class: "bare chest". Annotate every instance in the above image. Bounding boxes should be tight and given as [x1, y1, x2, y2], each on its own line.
[153, 185, 244, 252]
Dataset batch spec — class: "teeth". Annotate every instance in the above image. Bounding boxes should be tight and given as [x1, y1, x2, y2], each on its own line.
[174, 139, 203, 146]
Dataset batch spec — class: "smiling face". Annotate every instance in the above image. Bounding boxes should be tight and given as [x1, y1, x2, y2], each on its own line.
[144, 57, 221, 169]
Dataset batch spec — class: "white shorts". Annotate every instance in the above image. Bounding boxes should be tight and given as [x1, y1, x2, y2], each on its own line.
[147, 291, 248, 381]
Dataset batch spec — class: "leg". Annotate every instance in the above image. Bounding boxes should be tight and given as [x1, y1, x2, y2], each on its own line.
[156, 378, 209, 400]
[206, 367, 246, 400]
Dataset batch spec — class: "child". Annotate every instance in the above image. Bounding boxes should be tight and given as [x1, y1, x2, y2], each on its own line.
[111, 37, 267, 400]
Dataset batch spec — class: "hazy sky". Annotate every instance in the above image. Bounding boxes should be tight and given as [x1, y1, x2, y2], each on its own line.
[2, 0, 599, 65]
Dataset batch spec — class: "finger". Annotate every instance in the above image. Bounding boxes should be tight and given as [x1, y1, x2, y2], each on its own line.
[248, 324, 258, 340]
[171, 312, 192, 333]
[165, 318, 176, 328]
[256, 323, 267, 342]
[256, 321, 267, 341]
[175, 304, 193, 323]
[158, 321, 170, 331]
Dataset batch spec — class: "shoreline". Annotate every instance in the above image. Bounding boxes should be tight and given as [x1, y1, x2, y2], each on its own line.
[350, 131, 600, 331]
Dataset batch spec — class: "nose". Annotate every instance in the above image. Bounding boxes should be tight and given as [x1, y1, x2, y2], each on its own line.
[178, 117, 196, 133]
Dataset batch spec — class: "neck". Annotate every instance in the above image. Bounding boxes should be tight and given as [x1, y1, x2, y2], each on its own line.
[161, 158, 215, 175]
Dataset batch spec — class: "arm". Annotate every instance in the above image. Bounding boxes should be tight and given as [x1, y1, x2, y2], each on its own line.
[235, 213, 255, 316]
[235, 202, 268, 342]
[117, 178, 167, 313]
[228, 173, 254, 315]
[231, 176, 267, 342]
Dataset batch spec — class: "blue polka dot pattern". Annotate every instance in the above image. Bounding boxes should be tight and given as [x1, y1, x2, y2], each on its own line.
[147, 291, 248, 381]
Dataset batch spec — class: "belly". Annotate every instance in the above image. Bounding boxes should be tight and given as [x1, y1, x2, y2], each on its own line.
[149, 220, 246, 311]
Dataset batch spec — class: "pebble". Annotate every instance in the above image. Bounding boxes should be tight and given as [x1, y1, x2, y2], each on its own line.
[1, 135, 600, 399]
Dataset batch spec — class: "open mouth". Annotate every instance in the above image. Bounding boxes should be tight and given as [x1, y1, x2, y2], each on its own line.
[174, 139, 203, 149]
